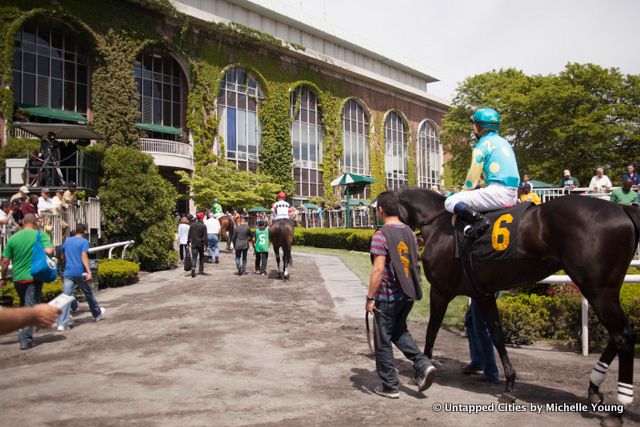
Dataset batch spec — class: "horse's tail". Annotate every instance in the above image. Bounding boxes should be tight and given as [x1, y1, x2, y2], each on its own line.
[623, 205, 640, 246]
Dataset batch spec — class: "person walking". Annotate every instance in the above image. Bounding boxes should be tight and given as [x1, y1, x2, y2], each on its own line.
[366, 191, 436, 398]
[177, 217, 190, 262]
[253, 219, 269, 275]
[462, 299, 500, 383]
[55, 223, 105, 331]
[231, 217, 253, 275]
[204, 212, 221, 264]
[188, 212, 208, 277]
[0, 213, 54, 349]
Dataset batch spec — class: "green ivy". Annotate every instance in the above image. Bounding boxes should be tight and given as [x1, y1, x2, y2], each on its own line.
[369, 114, 386, 197]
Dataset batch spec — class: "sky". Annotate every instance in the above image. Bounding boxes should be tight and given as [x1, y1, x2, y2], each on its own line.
[249, 0, 640, 102]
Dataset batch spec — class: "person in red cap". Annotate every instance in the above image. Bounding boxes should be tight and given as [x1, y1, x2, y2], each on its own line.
[272, 191, 291, 220]
[188, 212, 208, 277]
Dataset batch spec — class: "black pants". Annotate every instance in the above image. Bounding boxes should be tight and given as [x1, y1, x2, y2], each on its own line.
[191, 246, 205, 272]
[179, 244, 188, 261]
[374, 298, 431, 391]
[255, 251, 268, 273]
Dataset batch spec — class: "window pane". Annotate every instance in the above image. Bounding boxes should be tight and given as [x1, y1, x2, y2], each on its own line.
[64, 61, 75, 81]
[23, 73, 35, 104]
[51, 79, 62, 108]
[64, 80, 75, 110]
[51, 59, 62, 79]
[23, 53, 36, 73]
[37, 55, 49, 76]
[77, 84, 87, 113]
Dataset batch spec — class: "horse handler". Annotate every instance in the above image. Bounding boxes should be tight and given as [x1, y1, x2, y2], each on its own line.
[366, 191, 436, 399]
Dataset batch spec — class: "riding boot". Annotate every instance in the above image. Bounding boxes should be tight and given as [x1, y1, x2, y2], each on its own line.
[454, 202, 490, 238]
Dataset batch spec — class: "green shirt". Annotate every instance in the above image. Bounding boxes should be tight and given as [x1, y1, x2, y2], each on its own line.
[610, 188, 639, 205]
[3, 229, 53, 282]
[255, 227, 270, 252]
[211, 203, 223, 214]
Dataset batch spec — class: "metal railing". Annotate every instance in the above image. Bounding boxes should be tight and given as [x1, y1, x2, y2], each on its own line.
[296, 208, 376, 229]
[139, 138, 193, 159]
[88, 240, 134, 259]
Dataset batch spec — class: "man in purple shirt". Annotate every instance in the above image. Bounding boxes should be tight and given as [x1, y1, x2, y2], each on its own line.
[366, 191, 435, 399]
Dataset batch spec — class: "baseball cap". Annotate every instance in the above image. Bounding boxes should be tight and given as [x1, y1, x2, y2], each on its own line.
[41, 188, 50, 193]
[196, 212, 205, 219]
[19, 185, 29, 193]
[563, 169, 570, 176]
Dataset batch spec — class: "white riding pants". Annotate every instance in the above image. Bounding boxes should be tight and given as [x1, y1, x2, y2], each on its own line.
[444, 183, 518, 213]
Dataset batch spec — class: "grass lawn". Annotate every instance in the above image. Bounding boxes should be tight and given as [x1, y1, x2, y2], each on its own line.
[294, 245, 467, 327]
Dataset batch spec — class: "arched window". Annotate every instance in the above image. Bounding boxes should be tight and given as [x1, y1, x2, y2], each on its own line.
[12, 18, 90, 118]
[417, 121, 442, 189]
[134, 49, 185, 139]
[291, 87, 323, 199]
[342, 100, 369, 176]
[384, 112, 408, 190]
[217, 68, 264, 171]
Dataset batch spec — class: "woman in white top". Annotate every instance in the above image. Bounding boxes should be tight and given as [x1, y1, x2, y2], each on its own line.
[177, 217, 190, 262]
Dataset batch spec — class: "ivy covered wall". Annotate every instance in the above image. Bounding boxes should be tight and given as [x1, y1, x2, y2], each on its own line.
[0, 0, 445, 204]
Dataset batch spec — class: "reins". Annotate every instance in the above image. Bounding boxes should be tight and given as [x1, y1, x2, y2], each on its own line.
[416, 209, 447, 230]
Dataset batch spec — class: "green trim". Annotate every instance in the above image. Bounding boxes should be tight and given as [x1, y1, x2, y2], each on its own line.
[136, 122, 183, 136]
[15, 104, 87, 124]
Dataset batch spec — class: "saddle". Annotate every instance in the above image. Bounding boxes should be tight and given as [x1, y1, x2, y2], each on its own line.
[454, 202, 535, 296]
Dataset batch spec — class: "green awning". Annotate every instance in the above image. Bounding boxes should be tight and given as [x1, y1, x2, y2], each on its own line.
[136, 122, 183, 136]
[15, 104, 87, 124]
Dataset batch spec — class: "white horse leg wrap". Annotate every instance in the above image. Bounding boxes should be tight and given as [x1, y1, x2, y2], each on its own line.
[589, 360, 609, 387]
[617, 382, 633, 406]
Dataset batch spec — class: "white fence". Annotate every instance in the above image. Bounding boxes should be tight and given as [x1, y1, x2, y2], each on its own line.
[297, 208, 376, 229]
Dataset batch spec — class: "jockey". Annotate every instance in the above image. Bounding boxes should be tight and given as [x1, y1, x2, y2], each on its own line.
[444, 108, 520, 237]
[211, 197, 224, 219]
[272, 191, 291, 220]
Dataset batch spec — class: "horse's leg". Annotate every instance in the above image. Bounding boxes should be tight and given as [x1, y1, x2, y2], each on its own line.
[424, 287, 452, 359]
[282, 244, 291, 281]
[474, 296, 517, 401]
[274, 246, 281, 278]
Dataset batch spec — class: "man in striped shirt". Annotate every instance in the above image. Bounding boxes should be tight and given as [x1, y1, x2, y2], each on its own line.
[367, 191, 436, 399]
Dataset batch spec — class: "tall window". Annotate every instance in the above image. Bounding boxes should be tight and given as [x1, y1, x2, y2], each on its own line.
[342, 100, 369, 176]
[384, 112, 408, 190]
[12, 18, 89, 115]
[217, 68, 263, 171]
[291, 87, 323, 199]
[134, 49, 184, 132]
[417, 121, 442, 189]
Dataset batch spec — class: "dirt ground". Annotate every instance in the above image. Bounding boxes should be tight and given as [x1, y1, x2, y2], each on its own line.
[0, 251, 638, 427]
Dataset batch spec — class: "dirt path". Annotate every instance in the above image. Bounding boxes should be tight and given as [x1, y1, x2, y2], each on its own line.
[0, 251, 638, 426]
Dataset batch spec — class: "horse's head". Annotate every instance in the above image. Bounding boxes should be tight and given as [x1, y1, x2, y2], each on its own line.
[396, 187, 446, 229]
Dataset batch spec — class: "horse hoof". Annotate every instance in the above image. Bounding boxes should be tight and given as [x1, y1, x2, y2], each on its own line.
[589, 391, 604, 406]
[498, 393, 516, 404]
[601, 413, 623, 427]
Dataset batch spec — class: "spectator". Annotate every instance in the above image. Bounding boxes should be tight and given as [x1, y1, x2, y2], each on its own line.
[188, 212, 208, 277]
[253, 219, 269, 276]
[588, 168, 612, 193]
[204, 212, 221, 264]
[52, 188, 68, 212]
[22, 150, 45, 187]
[610, 179, 639, 205]
[10, 185, 30, 203]
[177, 217, 190, 262]
[462, 299, 500, 383]
[0, 213, 54, 349]
[38, 188, 56, 215]
[622, 163, 640, 190]
[231, 216, 253, 275]
[63, 182, 78, 207]
[559, 169, 579, 189]
[10, 200, 24, 229]
[241, 208, 249, 219]
[0, 201, 15, 230]
[518, 184, 541, 205]
[520, 174, 533, 189]
[0, 304, 60, 335]
[21, 194, 39, 217]
[55, 223, 105, 331]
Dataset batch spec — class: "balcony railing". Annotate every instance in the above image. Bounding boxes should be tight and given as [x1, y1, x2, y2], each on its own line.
[139, 138, 193, 159]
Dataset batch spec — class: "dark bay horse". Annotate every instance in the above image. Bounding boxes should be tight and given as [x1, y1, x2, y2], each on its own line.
[397, 188, 640, 427]
[218, 215, 236, 252]
[270, 218, 294, 280]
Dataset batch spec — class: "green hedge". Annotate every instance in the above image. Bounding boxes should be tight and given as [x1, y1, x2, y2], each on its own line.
[98, 259, 140, 288]
[496, 283, 640, 350]
[293, 228, 375, 252]
[1, 280, 63, 307]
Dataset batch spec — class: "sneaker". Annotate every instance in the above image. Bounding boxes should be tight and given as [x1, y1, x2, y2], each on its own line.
[57, 324, 69, 331]
[20, 341, 34, 350]
[374, 385, 399, 399]
[95, 307, 106, 322]
[215, 257, 219, 264]
[191, 269, 196, 278]
[416, 365, 437, 392]
[462, 364, 483, 375]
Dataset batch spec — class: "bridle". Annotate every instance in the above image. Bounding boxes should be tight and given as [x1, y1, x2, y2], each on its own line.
[415, 209, 448, 230]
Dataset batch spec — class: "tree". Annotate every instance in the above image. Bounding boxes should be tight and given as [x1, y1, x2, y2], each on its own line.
[100, 146, 178, 271]
[178, 158, 282, 210]
[442, 64, 640, 186]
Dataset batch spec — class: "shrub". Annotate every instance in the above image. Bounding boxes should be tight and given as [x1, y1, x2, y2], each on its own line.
[2, 280, 63, 307]
[98, 259, 140, 288]
[497, 294, 548, 345]
[294, 228, 374, 252]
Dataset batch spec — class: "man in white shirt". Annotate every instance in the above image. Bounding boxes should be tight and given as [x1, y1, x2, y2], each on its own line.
[37, 189, 56, 215]
[589, 167, 612, 193]
[204, 212, 221, 264]
[272, 192, 291, 221]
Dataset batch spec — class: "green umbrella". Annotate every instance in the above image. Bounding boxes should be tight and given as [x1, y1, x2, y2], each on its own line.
[528, 180, 556, 189]
[331, 173, 376, 228]
[247, 206, 270, 213]
[303, 202, 318, 209]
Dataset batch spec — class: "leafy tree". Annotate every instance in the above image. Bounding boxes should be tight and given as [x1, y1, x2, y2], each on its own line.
[178, 157, 282, 210]
[442, 64, 640, 186]
[100, 146, 178, 271]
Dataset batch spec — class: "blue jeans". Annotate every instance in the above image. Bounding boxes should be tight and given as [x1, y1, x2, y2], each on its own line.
[235, 248, 248, 273]
[374, 298, 432, 391]
[57, 276, 102, 328]
[465, 299, 499, 382]
[15, 281, 42, 346]
[207, 233, 219, 259]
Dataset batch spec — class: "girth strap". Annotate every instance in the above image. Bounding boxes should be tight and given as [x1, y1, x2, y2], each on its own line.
[460, 237, 493, 297]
